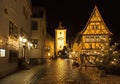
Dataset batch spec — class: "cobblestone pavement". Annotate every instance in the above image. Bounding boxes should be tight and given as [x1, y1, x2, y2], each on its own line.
[79, 65, 120, 84]
[1, 58, 120, 84]
[31, 58, 92, 84]
[31, 58, 120, 84]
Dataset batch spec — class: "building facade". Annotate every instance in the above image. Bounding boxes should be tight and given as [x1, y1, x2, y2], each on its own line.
[55, 22, 67, 55]
[30, 7, 46, 64]
[73, 6, 112, 64]
[44, 32, 54, 58]
[0, 0, 32, 78]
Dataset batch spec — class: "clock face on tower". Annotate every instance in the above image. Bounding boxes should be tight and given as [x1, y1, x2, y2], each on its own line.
[58, 37, 64, 49]
[57, 31, 64, 49]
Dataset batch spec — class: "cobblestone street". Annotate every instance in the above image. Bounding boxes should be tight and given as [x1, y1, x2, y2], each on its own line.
[1, 58, 120, 84]
[31, 58, 91, 84]
[80, 66, 120, 84]
[31, 58, 120, 84]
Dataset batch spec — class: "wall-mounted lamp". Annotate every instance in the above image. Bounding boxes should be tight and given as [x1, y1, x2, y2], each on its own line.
[22, 38, 27, 43]
[28, 42, 33, 47]
[19, 36, 27, 43]
[19, 36, 27, 46]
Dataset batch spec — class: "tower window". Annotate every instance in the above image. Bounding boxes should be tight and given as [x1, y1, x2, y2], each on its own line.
[32, 21, 38, 30]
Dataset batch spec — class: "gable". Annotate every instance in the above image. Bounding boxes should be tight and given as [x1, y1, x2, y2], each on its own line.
[82, 6, 112, 35]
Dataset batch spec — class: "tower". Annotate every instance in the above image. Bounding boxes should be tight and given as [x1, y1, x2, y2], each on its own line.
[55, 21, 67, 55]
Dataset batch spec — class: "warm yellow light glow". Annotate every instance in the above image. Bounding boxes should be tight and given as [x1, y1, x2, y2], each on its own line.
[56, 30, 66, 53]
[0, 49, 5, 57]
[100, 60, 103, 63]
[56, 59, 66, 77]
[55, 22, 67, 54]
[22, 38, 27, 43]
[19, 37, 23, 42]
[8, 37, 19, 49]
[94, 51, 96, 54]
[111, 61, 116, 65]
[0, 39, 3, 46]
[48, 53, 50, 56]
[113, 51, 118, 54]
[0, 39, 2, 43]
[28, 42, 33, 47]
[19, 36, 27, 43]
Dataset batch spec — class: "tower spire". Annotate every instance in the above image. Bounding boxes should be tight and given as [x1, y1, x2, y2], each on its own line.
[59, 21, 62, 27]
[58, 21, 64, 29]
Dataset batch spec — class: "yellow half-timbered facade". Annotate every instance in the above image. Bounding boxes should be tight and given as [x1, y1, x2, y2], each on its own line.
[80, 6, 112, 56]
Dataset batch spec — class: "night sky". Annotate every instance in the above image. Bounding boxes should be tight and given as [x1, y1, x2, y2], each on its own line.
[32, 0, 120, 42]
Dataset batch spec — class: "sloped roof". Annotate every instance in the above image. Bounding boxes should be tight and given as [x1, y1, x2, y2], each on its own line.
[81, 5, 112, 35]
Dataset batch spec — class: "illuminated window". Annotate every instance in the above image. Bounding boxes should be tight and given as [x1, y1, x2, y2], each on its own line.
[0, 49, 5, 57]
[31, 39, 38, 48]
[92, 25, 98, 30]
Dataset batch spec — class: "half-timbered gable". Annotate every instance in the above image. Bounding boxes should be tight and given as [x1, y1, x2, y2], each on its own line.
[80, 5, 112, 56]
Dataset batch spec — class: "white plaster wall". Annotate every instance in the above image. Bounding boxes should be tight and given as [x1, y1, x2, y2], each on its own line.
[31, 17, 46, 58]
[0, 0, 32, 78]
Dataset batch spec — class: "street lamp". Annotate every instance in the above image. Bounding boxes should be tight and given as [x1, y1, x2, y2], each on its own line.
[28, 42, 33, 47]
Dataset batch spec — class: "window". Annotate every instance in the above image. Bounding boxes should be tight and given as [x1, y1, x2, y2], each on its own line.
[9, 21, 18, 39]
[92, 25, 98, 30]
[32, 21, 38, 30]
[31, 39, 38, 48]
[0, 49, 5, 57]
[9, 21, 13, 35]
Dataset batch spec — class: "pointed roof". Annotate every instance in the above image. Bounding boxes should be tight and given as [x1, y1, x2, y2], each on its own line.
[59, 21, 62, 28]
[81, 5, 112, 35]
[57, 21, 64, 29]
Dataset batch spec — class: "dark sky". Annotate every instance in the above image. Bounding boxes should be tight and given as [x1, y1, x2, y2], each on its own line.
[32, 0, 120, 41]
